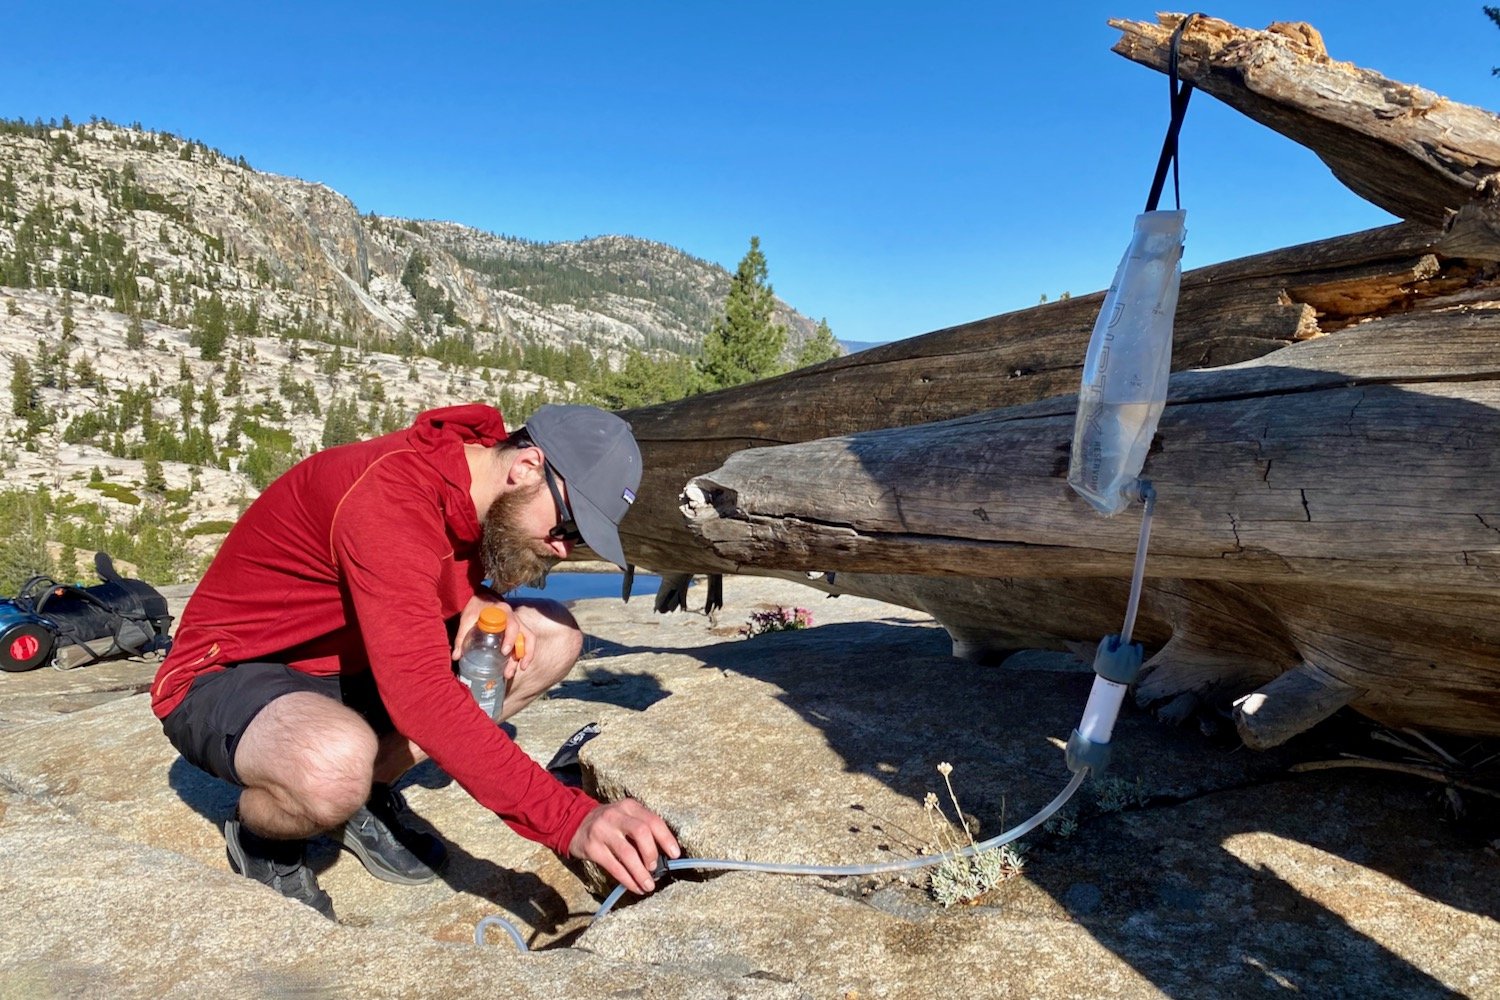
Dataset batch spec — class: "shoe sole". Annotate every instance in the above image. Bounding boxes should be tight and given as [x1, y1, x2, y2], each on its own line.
[224, 819, 254, 877]
[335, 824, 446, 886]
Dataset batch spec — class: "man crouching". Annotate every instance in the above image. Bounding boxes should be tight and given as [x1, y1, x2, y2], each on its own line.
[152, 402, 678, 919]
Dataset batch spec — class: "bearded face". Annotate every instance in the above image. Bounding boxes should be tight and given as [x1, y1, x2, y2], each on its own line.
[480, 480, 557, 592]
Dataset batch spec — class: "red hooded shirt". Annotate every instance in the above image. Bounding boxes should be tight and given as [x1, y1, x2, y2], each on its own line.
[151, 404, 597, 853]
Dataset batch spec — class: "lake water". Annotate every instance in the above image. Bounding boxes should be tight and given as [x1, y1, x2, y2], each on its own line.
[509, 571, 664, 605]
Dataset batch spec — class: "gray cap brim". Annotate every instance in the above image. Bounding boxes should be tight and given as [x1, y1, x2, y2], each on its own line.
[570, 489, 628, 569]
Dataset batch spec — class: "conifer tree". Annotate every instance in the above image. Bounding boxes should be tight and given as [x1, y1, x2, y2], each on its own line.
[1489, 6, 1500, 75]
[9, 356, 31, 416]
[223, 357, 242, 396]
[794, 318, 840, 369]
[191, 292, 228, 360]
[200, 384, 220, 428]
[143, 453, 167, 494]
[698, 236, 786, 389]
[60, 290, 75, 340]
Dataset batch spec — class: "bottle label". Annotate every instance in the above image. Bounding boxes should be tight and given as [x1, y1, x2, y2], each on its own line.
[458, 674, 500, 717]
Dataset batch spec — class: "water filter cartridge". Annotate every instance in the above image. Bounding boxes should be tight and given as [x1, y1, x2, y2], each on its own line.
[1069, 210, 1185, 516]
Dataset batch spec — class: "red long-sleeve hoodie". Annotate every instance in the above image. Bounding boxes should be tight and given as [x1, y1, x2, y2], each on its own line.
[151, 403, 598, 854]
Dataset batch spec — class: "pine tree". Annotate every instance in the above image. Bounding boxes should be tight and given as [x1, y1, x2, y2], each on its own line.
[0, 488, 54, 593]
[200, 384, 220, 428]
[60, 290, 75, 340]
[698, 236, 787, 389]
[190, 292, 228, 360]
[794, 318, 840, 369]
[142, 453, 167, 494]
[10, 355, 37, 418]
[321, 397, 364, 450]
[223, 357, 242, 396]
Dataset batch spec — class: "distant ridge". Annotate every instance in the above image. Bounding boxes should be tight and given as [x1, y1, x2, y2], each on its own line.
[0, 118, 824, 585]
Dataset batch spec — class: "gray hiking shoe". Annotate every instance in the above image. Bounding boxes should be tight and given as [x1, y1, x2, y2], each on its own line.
[224, 814, 335, 920]
[336, 783, 447, 885]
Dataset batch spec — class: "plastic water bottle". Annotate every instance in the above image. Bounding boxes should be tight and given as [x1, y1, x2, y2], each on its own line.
[1069, 210, 1185, 516]
[458, 607, 507, 720]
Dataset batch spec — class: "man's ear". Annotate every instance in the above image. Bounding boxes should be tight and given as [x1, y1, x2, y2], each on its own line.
[508, 445, 546, 485]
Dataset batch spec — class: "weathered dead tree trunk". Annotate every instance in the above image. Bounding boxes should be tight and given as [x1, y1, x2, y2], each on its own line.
[614, 15, 1500, 745]
[681, 308, 1500, 591]
[620, 222, 1481, 573]
[679, 306, 1500, 739]
[1112, 13, 1500, 258]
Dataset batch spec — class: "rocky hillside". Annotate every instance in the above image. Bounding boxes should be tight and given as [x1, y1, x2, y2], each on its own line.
[0, 118, 821, 585]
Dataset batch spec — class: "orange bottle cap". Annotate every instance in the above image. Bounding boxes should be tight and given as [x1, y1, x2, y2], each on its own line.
[477, 608, 508, 633]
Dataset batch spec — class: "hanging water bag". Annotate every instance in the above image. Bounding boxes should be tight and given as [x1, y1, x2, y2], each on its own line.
[1067, 209, 1185, 516]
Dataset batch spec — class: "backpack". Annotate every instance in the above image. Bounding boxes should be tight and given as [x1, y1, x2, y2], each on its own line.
[0, 553, 174, 672]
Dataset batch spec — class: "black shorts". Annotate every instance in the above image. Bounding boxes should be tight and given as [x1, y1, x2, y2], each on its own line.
[160, 663, 395, 786]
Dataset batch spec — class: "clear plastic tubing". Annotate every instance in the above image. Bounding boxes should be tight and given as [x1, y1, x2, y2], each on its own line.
[475, 914, 530, 951]
[590, 767, 1089, 924]
[1120, 481, 1157, 646]
[1076, 482, 1157, 747]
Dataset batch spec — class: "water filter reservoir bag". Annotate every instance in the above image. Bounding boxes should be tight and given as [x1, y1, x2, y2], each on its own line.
[1068, 209, 1185, 516]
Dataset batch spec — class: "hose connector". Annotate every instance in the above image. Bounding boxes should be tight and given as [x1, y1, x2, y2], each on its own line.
[1091, 633, 1144, 685]
[1066, 634, 1143, 776]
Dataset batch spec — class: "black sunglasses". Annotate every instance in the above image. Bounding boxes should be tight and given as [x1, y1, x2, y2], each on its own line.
[542, 463, 584, 544]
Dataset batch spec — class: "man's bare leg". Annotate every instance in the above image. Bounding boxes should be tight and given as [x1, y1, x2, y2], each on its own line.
[499, 598, 584, 721]
[234, 691, 377, 838]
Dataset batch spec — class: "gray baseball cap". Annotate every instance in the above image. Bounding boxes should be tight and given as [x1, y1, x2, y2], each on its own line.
[521, 404, 641, 569]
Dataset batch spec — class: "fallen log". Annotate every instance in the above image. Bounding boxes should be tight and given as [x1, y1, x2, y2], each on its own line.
[679, 308, 1500, 739]
[619, 221, 1480, 575]
[680, 308, 1500, 592]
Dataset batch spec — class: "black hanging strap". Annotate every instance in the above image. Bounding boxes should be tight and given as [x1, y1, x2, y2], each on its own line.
[1144, 13, 1201, 213]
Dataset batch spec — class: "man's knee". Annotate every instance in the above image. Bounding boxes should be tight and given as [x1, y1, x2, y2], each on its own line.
[515, 599, 583, 675]
[236, 692, 378, 826]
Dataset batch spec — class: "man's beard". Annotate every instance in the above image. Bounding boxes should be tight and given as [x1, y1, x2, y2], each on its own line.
[480, 481, 557, 592]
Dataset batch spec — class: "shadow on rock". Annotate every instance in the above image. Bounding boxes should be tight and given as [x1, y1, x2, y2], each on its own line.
[647, 617, 1498, 996]
[552, 662, 670, 711]
[167, 755, 241, 829]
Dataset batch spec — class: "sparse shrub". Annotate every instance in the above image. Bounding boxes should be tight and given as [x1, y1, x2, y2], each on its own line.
[922, 762, 1026, 907]
[1092, 775, 1147, 814]
[1042, 809, 1079, 839]
[740, 606, 811, 638]
[87, 481, 142, 505]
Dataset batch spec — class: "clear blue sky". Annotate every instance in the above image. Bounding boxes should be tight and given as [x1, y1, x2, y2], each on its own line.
[3, 3, 1496, 344]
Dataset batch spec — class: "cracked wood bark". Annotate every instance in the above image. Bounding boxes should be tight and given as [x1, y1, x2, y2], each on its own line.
[678, 307, 1500, 740]
[618, 221, 1474, 575]
[1111, 14, 1500, 257]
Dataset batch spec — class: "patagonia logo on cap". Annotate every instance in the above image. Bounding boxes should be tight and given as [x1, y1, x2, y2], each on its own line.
[622, 488, 636, 505]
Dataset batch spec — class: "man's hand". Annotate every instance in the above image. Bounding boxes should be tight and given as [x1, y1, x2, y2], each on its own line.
[569, 799, 681, 895]
[451, 593, 535, 677]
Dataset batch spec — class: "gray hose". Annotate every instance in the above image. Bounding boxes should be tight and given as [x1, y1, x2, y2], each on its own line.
[474, 767, 1090, 947]
[474, 914, 530, 951]
[590, 767, 1089, 922]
